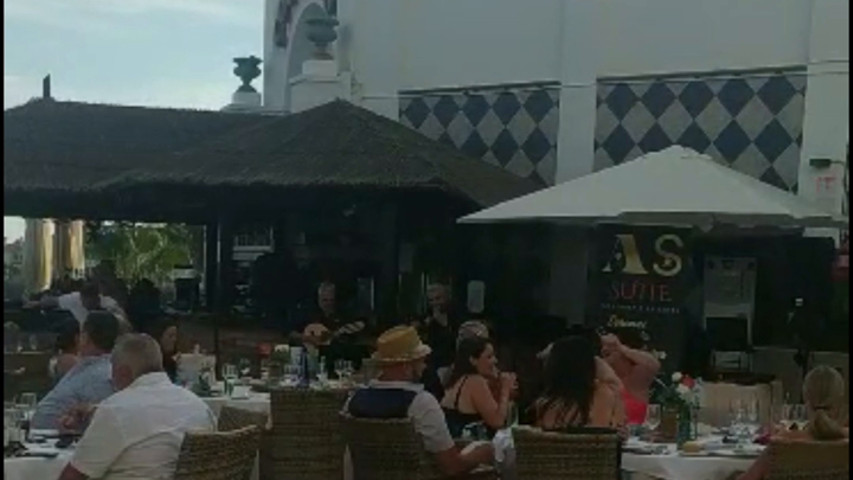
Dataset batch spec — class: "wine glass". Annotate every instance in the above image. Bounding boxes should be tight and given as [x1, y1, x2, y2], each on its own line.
[344, 361, 355, 382]
[16, 393, 37, 420]
[792, 404, 809, 431]
[28, 334, 39, 352]
[334, 359, 346, 381]
[644, 404, 662, 438]
[222, 364, 238, 397]
[744, 397, 759, 437]
[729, 399, 745, 436]
[779, 403, 794, 431]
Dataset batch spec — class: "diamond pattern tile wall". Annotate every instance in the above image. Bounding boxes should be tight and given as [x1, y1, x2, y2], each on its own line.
[399, 87, 560, 185]
[594, 69, 807, 191]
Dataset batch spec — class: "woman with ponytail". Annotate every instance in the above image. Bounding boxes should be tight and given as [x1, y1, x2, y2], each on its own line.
[737, 365, 848, 480]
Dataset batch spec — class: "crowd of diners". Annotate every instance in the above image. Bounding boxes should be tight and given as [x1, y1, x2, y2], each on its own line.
[9, 275, 849, 480]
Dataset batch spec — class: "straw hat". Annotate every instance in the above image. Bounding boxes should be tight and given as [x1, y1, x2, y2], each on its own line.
[372, 326, 432, 364]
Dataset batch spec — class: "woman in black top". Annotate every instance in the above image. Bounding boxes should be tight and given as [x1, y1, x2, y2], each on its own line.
[143, 316, 179, 382]
[440, 337, 516, 438]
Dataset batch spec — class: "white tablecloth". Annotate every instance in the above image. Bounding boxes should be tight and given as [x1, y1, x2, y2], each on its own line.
[201, 392, 271, 418]
[622, 444, 757, 480]
[4, 443, 72, 480]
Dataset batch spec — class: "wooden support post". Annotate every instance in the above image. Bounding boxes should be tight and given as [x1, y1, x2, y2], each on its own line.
[376, 203, 400, 325]
[204, 223, 218, 310]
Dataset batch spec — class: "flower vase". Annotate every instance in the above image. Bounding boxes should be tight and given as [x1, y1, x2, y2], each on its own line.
[267, 362, 283, 383]
[660, 406, 679, 441]
[676, 406, 693, 448]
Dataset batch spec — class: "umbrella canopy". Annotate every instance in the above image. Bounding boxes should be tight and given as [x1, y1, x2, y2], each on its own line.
[22, 219, 53, 295]
[460, 146, 848, 229]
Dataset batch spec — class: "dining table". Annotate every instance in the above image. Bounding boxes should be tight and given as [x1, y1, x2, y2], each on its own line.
[4, 434, 73, 480]
[621, 436, 762, 480]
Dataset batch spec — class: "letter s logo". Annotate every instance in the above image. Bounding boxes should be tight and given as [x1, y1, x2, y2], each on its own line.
[653, 234, 683, 277]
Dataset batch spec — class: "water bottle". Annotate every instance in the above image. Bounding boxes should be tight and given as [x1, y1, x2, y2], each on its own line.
[317, 356, 328, 385]
[298, 348, 310, 388]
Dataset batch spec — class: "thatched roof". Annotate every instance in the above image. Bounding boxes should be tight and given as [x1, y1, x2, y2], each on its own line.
[4, 99, 538, 221]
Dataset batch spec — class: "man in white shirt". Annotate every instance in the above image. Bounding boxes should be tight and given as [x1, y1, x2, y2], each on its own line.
[57, 333, 216, 480]
[29, 281, 131, 331]
[343, 325, 492, 477]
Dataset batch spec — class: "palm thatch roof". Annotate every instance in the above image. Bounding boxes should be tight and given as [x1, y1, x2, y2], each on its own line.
[4, 99, 538, 221]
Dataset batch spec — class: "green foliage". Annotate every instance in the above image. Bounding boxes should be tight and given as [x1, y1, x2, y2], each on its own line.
[85, 222, 194, 285]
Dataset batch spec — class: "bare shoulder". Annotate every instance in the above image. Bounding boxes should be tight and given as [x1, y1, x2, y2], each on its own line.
[593, 381, 618, 403]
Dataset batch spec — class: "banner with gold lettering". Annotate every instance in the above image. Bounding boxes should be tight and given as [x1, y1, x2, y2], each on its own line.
[587, 226, 695, 372]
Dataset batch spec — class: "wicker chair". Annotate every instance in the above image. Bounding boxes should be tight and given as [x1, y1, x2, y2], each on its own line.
[267, 388, 349, 480]
[340, 413, 496, 480]
[513, 426, 620, 480]
[217, 405, 269, 432]
[766, 440, 849, 480]
[173, 425, 261, 480]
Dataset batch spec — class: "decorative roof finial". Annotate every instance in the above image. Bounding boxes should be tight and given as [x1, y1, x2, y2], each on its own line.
[233, 56, 262, 93]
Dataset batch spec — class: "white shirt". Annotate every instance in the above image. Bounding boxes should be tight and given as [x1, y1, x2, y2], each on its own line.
[70, 372, 216, 480]
[344, 380, 455, 453]
[57, 292, 121, 325]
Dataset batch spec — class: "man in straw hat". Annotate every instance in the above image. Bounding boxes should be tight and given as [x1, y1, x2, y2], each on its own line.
[344, 325, 493, 476]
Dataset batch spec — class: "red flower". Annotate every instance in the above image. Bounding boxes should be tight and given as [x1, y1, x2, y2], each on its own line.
[681, 375, 695, 388]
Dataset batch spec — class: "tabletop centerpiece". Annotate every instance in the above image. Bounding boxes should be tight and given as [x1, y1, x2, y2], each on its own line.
[267, 344, 290, 383]
[655, 372, 701, 447]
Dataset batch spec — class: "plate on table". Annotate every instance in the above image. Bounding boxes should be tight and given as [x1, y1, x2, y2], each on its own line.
[678, 450, 711, 457]
[711, 446, 764, 459]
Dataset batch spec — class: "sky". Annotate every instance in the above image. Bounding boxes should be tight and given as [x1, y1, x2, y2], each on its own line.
[3, 0, 265, 242]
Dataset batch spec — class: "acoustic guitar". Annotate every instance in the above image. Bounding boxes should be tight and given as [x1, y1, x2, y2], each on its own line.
[302, 321, 366, 348]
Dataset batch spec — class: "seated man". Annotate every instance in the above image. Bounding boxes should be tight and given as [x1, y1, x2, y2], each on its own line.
[31, 311, 119, 430]
[58, 333, 216, 480]
[343, 325, 493, 478]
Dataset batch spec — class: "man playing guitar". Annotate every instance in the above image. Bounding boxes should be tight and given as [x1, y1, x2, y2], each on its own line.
[291, 282, 367, 376]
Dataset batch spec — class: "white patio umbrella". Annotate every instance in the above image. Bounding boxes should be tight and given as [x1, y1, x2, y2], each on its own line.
[22, 218, 53, 295]
[460, 146, 848, 229]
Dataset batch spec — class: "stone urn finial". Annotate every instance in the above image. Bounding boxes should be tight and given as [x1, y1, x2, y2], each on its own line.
[306, 13, 339, 60]
[233, 56, 262, 93]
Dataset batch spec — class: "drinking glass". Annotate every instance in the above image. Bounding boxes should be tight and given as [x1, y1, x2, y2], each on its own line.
[222, 364, 238, 397]
[792, 404, 809, 431]
[238, 358, 252, 378]
[779, 403, 794, 431]
[283, 364, 299, 386]
[334, 360, 346, 380]
[745, 397, 759, 436]
[28, 335, 39, 352]
[222, 364, 238, 380]
[644, 404, 661, 436]
[16, 393, 37, 420]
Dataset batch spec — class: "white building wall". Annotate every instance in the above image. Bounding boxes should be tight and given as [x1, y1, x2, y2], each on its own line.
[264, 0, 848, 316]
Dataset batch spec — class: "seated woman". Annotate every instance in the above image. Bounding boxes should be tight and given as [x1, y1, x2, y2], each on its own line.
[533, 336, 622, 430]
[601, 330, 660, 425]
[737, 365, 848, 480]
[440, 337, 516, 438]
[142, 316, 179, 382]
[49, 318, 80, 383]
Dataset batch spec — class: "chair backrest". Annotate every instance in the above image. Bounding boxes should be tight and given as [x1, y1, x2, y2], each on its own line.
[766, 440, 849, 480]
[268, 388, 348, 480]
[340, 413, 441, 480]
[217, 405, 269, 432]
[173, 425, 261, 480]
[513, 426, 620, 480]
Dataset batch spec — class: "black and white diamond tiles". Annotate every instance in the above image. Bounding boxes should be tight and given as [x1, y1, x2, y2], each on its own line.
[399, 88, 560, 185]
[594, 70, 807, 191]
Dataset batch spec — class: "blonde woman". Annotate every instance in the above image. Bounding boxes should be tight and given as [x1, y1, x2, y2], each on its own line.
[737, 365, 848, 480]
